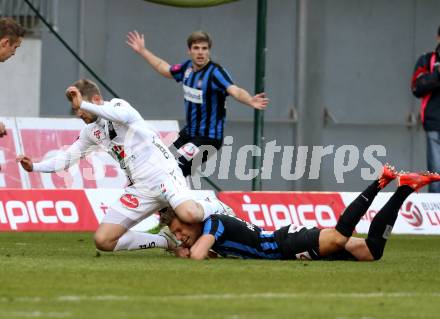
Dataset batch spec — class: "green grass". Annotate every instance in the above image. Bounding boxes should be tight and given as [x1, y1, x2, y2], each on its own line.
[0, 233, 439, 319]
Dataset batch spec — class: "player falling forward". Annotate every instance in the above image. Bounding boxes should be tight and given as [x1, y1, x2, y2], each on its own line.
[17, 79, 227, 253]
[160, 165, 440, 260]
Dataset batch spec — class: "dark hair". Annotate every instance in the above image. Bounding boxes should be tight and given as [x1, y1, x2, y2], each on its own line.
[159, 207, 177, 227]
[438, 25, 440, 37]
[187, 31, 212, 49]
[69, 79, 102, 101]
[0, 18, 25, 42]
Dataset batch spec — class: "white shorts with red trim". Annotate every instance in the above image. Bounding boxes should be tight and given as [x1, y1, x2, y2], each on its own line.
[109, 170, 192, 222]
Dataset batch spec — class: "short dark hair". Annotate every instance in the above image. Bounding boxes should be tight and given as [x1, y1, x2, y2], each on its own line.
[187, 31, 212, 49]
[69, 79, 102, 101]
[159, 207, 177, 227]
[0, 18, 25, 42]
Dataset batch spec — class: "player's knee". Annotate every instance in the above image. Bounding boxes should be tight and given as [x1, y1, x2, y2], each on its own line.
[94, 232, 115, 251]
[365, 238, 384, 261]
[175, 202, 203, 223]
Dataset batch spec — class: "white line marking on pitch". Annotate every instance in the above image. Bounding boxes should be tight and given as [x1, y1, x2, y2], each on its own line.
[1, 292, 439, 303]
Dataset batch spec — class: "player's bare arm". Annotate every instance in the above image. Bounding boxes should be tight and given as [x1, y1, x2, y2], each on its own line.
[126, 30, 173, 79]
[189, 234, 215, 260]
[226, 85, 269, 110]
[16, 155, 33, 172]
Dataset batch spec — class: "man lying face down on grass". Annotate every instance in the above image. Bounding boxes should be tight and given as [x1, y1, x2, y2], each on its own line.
[160, 164, 440, 261]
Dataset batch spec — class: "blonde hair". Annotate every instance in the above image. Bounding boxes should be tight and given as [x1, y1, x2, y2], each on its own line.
[70, 79, 102, 101]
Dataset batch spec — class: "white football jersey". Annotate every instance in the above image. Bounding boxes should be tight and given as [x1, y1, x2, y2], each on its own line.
[32, 98, 181, 191]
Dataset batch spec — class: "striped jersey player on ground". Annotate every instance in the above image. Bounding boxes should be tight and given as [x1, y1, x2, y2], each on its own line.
[160, 164, 440, 260]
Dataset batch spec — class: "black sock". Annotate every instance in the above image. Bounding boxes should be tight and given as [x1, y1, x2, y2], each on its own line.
[335, 180, 381, 237]
[177, 156, 191, 177]
[366, 186, 413, 260]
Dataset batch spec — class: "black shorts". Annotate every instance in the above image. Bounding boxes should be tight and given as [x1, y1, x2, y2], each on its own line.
[173, 130, 223, 151]
[274, 225, 322, 260]
[173, 130, 223, 176]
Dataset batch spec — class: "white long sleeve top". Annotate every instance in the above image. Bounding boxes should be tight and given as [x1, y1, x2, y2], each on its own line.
[33, 98, 180, 191]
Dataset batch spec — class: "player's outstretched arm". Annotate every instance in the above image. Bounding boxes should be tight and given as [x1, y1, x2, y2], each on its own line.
[189, 234, 215, 260]
[126, 30, 173, 79]
[227, 85, 269, 110]
[17, 133, 95, 173]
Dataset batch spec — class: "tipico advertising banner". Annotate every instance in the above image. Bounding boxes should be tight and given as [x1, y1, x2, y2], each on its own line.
[218, 191, 440, 235]
[0, 189, 214, 232]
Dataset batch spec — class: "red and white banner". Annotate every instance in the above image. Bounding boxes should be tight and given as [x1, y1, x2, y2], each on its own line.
[1, 188, 439, 234]
[0, 189, 98, 231]
[0, 189, 214, 232]
[218, 191, 440, 235]
[0, 117, 179, 189]
[218, 192, 346, 231]
[340, 193, 440, 234]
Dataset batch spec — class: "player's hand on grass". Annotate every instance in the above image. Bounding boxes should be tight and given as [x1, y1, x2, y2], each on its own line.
[174, 246, 190, 258]
[65, 86, 82, 110]
[250, 92, 269, 110]
[0, 121, 7, 138]
[126, 31, 146, 55]
[16, 155, 33, 172]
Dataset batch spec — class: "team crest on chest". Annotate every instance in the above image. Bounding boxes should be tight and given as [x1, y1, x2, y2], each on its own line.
[184, 68, 192, 80]
[93, 129, 102, 140]
[197, 80, 203, 89]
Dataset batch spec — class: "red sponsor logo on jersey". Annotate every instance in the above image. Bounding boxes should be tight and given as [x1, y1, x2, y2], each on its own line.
[401, 201, 423, 227]
[120, 194, 139, 209]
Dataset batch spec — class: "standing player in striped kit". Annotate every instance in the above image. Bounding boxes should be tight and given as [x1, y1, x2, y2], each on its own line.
[126, 30, 269, 176]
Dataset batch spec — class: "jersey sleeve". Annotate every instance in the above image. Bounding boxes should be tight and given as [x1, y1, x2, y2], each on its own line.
[411, 53, 440, 98]
[80, 99, 139, 124]
[32, 128, 95, 173]
[202, 215, 225, 241]
[169, 60, 190, 83]
[211, 66, 234, 92]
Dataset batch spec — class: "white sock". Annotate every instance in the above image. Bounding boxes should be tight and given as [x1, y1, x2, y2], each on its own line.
[113, 230, 168, 251]
[196, 198, 231, 220]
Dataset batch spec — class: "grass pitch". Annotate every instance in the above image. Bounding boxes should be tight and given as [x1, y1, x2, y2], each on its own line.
[0, 233, 439, 319]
